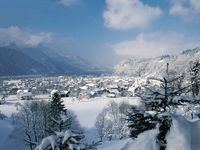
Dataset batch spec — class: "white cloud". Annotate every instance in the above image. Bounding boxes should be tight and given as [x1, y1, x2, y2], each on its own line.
[112, 31, 200, 58]
[58, 0, 79, 6]
[0, 26, 52, 47]
[103, 0, 162, 30]
[169, 0, 200, 19]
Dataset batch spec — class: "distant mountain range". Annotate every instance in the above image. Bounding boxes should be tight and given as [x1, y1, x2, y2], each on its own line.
[0, 46, 109, 76]
[114, 47, 200, 77]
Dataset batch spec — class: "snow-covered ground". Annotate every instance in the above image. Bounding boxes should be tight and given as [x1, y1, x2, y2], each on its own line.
[2, 96, 200, 150]
[0, 95, 140, 150]
[63, 97, 141, 146]
[62, 97, 141, 128]
[0, 119, 14, 147]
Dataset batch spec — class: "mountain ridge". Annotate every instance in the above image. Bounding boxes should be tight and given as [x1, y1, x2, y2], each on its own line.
[0, 46, 109, 76]
[114, 47, 200, 77]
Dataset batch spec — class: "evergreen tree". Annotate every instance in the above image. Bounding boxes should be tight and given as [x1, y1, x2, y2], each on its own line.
[127, 107, 158, 139]
[47, 92, 66, 134]
[50, 92, 65, 117]
[45, 92, 84, 149]
[189, 60, 200, 96]
[127, 63, 188, 150]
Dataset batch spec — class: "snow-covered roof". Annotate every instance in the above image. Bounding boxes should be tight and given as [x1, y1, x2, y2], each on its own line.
[23, 90, 29, 93]
[17, 90, 23, 94]
[86, 83, 95, 87]
[108, 84, 118, 89]
[90, 91, 96, 96]
[80, 86, 88, 90]
[60, 91, 70, 94]
[51, 89, 58, 95]
[107, 93, 116, 98]
[128, 87, 136, 92]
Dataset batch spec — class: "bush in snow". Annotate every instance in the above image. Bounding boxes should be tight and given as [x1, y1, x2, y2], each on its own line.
[95, 101, 130, 141]
[35, 117, 84, 150]
[180, 99, 200, 119]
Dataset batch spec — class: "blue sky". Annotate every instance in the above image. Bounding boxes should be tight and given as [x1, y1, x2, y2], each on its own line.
[0, 0, 200, 67]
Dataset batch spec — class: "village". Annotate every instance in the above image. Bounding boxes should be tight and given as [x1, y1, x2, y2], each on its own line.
[0, 75, 146, 102]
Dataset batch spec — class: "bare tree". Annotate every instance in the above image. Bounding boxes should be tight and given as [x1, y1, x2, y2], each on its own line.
[12, 100, 51, 150]
[95, 101, 129, 141]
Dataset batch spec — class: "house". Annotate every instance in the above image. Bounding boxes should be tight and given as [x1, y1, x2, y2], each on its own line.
[127, 86, 136, 97]
[89, 91, 97, 98]
[17, 89, 33, 100]
[106, 84, 120, 98]
[78, 86, 89, 99]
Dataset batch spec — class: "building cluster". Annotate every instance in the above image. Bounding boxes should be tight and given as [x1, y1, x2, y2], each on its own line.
[0, 76, 147, 100]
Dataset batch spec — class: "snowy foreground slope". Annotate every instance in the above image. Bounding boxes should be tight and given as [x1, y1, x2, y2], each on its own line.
[0, 96, 140, 150]
[1, 96, 200, 150]
[98, 115, 200, 150]
[119, 115, 200, 150]
[166, 115, 200, 150]
[0, 120, 14, 148]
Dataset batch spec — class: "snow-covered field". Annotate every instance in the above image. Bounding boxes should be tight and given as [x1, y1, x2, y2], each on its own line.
[0, 95, 140, 150]
[2, 96, 200, 150]
[62, 97, 141, 128]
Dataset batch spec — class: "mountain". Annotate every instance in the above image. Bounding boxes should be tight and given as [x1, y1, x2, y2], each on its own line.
[114, 47, 200, 77]
[0, 47, 48, 76]
[0, 46, 108, 76]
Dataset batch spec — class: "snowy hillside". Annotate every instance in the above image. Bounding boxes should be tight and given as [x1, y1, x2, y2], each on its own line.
[114, 47, 200, 77]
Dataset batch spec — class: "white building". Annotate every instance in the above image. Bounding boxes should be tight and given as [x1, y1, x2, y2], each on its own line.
[17, 90, 33, 100]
